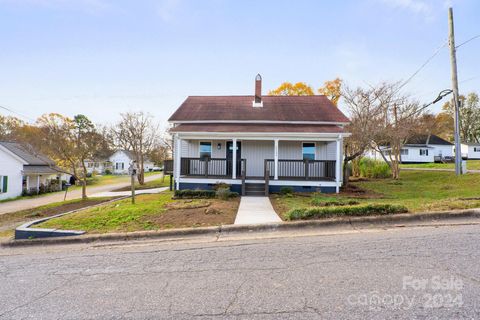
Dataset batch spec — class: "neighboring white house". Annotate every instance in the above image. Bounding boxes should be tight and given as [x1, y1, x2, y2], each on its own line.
[167, 74, 351, 194]
[85, 159, 112, 174]
[109, 150, 154, 175]
[366, 134, 453, 163]
[0, 141, 62, 200]
[461, 143, 480, 159]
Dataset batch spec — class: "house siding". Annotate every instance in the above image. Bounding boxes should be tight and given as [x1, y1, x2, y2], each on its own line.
[430, 145, 454, 158]
[242, 140, 275, 177]
[0, 149, 25, 200]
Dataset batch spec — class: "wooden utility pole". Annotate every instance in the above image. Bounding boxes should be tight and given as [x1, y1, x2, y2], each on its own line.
[448, 7, 463, 175]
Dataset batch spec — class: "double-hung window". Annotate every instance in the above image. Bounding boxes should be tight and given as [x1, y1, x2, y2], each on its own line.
[200, 142, 212, 159]
[302, 143, 315, 161]
[400, 149, 408, 156]
[0, 176, 8, 193]
[419, 149, 429, 156]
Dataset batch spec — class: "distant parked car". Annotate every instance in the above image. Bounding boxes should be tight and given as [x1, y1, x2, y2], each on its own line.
[151, 166, 164, 172]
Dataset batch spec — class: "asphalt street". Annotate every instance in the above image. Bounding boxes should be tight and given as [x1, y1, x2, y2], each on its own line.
[1, 224, 479, 319]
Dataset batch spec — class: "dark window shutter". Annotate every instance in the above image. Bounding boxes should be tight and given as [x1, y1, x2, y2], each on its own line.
[3, 176, 8, 193]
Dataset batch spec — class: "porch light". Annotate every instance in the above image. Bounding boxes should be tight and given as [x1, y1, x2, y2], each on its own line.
[217, 143, 222, 150]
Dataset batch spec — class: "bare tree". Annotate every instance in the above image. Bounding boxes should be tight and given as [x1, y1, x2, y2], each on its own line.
[341, 85, 385, 184]
[112, 112, 160, 185]
[370, 83, 425, 179]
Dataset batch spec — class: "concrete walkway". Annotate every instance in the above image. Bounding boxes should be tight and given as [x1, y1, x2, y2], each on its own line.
[0, 174, 164, 215]
[234, 196, 282, 225]
[90, 187, 168, 198]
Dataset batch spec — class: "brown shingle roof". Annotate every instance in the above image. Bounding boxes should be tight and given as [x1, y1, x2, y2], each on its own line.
[170, 123, 345, 133]
[168, 95, 350, 123]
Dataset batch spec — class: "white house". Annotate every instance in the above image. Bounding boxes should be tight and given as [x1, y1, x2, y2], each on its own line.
[0, 141, 62, 200]
[461, 143, 480, 159]
[109, 150, 154, 175]
[167, 75, 351, 194]
[85, 159, 112, 174]
[366, 134, 453, 163]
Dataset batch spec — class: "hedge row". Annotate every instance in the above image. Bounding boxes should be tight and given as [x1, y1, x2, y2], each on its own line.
[174, 189, 216, 199]
[286, 204, 408, 220]
[174, 189, 239, 199]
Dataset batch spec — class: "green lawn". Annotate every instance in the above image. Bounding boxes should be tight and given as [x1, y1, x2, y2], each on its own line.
[36, 190, 239, 234]
[400, 160, 480, 170]
[37, 193, 175, 233]
[271, 171, 480, 219]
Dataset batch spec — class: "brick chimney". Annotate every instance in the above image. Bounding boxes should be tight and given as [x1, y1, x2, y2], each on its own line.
[253, 74, 263, 107]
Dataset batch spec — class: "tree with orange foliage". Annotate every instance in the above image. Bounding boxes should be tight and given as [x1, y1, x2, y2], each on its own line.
[268, 82, 314, 96]
[318, 78, 342, 106]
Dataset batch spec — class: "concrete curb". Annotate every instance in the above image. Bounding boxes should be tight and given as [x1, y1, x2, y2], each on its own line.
[2, 208, 480, 247]
[14, 196, 130, 240]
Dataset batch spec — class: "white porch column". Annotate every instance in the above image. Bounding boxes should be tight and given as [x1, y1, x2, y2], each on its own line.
[232, 138, 237, 179]
[26, 176, 30, 190]
[175, 134, 181, 190]
[335, 136, 342, 193]
[36, 175, 40, 192]
[274, 139, 279, 180]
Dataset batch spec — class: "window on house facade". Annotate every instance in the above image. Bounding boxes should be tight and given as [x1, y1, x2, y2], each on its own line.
[115, 163, 124, 170]
[400, 149, 408, 156]
[200, 142, 212, 159]
[0, 176, 8, 193]
[302, 143, 315, 161]
[420, 149, 429, 156]
[474, 147, 480, 152]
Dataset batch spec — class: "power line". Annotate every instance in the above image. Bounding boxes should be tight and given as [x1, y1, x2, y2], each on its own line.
[396, 40, 448, 92]
[0, 105, 35, 122]
[456, 34, 480, 49]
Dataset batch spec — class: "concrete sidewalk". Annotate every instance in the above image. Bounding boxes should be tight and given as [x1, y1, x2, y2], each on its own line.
[234, 196, 282, 225]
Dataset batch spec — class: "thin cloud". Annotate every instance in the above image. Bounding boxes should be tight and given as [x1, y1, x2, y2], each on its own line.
[379, 0, 435, 21]
[156, 0, 182, 22]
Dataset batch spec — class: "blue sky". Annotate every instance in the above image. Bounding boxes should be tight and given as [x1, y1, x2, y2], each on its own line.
[0, 0, 479, 126]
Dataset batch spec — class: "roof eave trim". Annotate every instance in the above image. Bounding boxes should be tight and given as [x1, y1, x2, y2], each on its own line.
[173, 131, 351, 137]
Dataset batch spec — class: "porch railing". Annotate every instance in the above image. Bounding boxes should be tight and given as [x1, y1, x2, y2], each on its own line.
[265, 159, 336, 181]
[180, 157, 246, 178]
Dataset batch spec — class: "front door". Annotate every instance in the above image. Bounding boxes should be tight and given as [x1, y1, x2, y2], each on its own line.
[226, 141, 242, 176]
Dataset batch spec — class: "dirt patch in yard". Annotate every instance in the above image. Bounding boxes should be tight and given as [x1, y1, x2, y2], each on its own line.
[143, 198, 240, 229]
[340, 183, 384, 199]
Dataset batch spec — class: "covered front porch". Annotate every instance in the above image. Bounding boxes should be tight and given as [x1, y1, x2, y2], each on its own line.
[169, 133, 344, 193]
[22, 165, 62, 195]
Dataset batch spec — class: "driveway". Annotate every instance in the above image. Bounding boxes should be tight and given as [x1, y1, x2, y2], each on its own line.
[0, 174, 164, 215]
